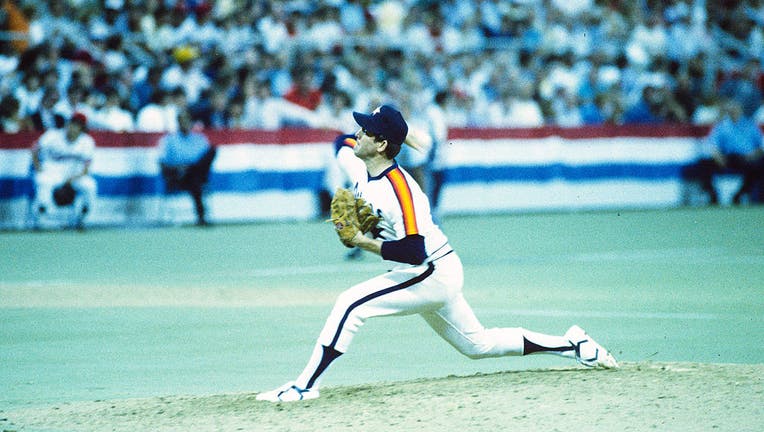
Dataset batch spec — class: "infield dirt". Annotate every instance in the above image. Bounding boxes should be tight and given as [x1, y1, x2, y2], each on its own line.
[3, 361, 762, 432]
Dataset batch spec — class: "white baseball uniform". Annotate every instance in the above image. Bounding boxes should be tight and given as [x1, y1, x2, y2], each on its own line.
[291, 135, 577, 392]
[32, 128, 97, 218]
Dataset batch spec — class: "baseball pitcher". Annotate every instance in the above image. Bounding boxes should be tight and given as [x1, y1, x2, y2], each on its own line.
[257, 104, 617, 403]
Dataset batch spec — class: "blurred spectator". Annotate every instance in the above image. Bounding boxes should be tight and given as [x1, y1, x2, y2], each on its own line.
[30, 87, 64, 130]
[135, 89, 177, 133]
[52, 85, 85, 122]
[338, 0, 367, 35]
[579, 93, 606, 125]
[538, 52, 585, 103]
[30, 112, 97, 229]
[551, 0, 593, 19]
[314, 90, 356, 132]
[240, 77, 320, 129]
[130, 65, 163, 112]
[218, 10, 256, 56]
[444, 89, 479, 127]
[96, 88, 134, 132]
[226, 95, 247, 129]
[195, 86, 230, 129]
[425, 90, 449, 217]
[1, 0, 762, 135]
[240, 77, 272, 129]
[283, 66, 323, 111]
[718, 57, 764, 117]
[664, 3, 710, 62]
[27, 0, 87, 48]
[88, 0, 129, 41]
[0, 94, 27, 132]
[71, 89, 105, 130]
[550, 87, 584, 127]
[478, 0, 503, 36]
[502, 80, 545, 127]
[167, 87, 189, 118]
[622, 85, 687, 124]
[673, 68, 700, 119]
[441, 11, 484, 55]
[303, 6, 344, 53]
[625, 10, 667, 69]
[184, 2, 223, 50]
[161, 45, 210, 105]
[0, 39, 19, 77]
[681, 99, 764, 205]
[14, 72, 43, 119]
[402, 5, 437, 55]
[100, 34, 129, 75]
[371, 0, 407, 38]
[146, 3, 181, 52]
[685, 52, 719, 103]
[256, 2, 290, 54]
[691, 92, 722, 125]
[157, 110, 217, 226]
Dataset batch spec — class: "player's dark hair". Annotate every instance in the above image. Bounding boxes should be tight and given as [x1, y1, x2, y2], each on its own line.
[384, 139, 402, 159]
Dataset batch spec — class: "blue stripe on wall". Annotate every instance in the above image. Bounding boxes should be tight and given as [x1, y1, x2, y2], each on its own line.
[0, 178, 33, 199]
[0, 164, 686, 199]
[94, 170, 325, 197]
[94, 176, 163, 195]
[0, 169, 326, 199]
[444, 163, 685, 183]
[210, 170, 325, 192]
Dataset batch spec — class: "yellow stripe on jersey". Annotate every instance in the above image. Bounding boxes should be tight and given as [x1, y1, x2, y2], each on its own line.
[386, 168, 419, 235]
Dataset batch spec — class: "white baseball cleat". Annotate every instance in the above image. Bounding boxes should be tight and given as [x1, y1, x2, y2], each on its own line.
[565, 325, 619, 369]
[256, 381, 320, 402]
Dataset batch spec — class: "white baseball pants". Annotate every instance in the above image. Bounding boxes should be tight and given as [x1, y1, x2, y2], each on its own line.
[295, 251, 574, 390]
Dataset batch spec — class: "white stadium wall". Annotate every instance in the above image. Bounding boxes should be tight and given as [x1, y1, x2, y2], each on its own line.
[0, 125, 709, 230]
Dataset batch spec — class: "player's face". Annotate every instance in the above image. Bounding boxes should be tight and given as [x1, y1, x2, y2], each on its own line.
[354, 128, 381, 159]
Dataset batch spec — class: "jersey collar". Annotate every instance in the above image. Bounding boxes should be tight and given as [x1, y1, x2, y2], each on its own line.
[368, 160, 398, 181]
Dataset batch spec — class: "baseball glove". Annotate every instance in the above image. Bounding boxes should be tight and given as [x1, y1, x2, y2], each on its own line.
[355, 197, 380, 234]
[329, 188, 380, 248]
[52, 183, 76, 207]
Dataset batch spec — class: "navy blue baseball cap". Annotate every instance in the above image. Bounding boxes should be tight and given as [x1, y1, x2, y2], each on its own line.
[352, 104, 408, 147]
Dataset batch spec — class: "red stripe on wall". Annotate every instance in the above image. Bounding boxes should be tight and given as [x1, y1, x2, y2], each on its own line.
[0, 128, 344, 150]
[3, 124, 732, 151]
[447, 124, 712, 140]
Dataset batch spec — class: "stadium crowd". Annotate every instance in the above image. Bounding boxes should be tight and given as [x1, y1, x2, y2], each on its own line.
[1, 0, 763, 134]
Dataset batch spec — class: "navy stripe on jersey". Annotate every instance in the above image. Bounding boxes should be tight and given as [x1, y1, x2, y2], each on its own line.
[327, 263, 435, 349]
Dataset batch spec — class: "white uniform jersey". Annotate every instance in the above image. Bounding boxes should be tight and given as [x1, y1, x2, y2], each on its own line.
[336, 136, 449, 268]
[35, 128, 95, 180]
[31, 128, 97, 227]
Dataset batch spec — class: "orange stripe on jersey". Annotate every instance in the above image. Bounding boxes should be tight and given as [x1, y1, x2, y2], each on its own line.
[343, 137, 357, 148]
[386, 168, 419, 235]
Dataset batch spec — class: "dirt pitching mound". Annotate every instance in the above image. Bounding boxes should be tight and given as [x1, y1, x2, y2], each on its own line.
[3, 362, 762, 432]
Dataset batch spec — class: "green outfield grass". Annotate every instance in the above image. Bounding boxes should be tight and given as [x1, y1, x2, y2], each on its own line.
[1, 207, 763, 408]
